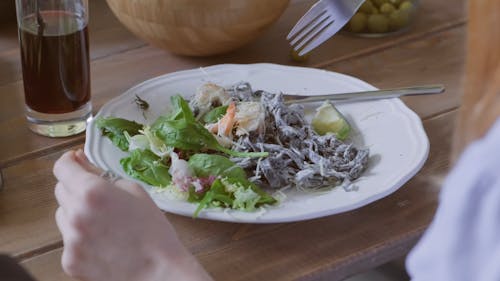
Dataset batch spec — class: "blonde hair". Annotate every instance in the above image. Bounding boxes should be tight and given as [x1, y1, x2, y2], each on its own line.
[453, 0, 500, 159]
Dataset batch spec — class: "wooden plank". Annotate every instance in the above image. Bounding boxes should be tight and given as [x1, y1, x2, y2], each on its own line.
[0, 25, 18, 52]
[0, 0, 467, 91]
[324, 27, 466, 118]
[1, 0, 468, 280]
[14, 109, 455, 281]
[0, 0, 466, 88]
[0, 24, 466, 167]
[0, 147, 73, 256]
[226, 0, 466, 68]
[0, 0, 465, 123]
[21, 249, 75, 281]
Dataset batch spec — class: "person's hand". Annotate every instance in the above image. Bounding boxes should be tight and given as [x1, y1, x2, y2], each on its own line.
[407, 118, 500, 281]
[53, 150, 212, 281]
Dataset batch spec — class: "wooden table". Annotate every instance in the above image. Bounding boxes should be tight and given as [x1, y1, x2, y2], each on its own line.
[0, 0, 465, 280]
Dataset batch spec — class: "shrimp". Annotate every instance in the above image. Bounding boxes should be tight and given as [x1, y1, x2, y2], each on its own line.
[209, 102, 236, 137]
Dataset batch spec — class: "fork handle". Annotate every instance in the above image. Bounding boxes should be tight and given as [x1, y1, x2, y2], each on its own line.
[283, 85, 445, 104]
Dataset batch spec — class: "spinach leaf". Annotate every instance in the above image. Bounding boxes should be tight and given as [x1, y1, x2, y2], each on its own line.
[187, 186, 204, 203]
[163, 95, 195, 122]
[192, 179, 233, 217]
[152, 95, 267, 158]
[96, 117, 143, 151]
[202, 105, 228, 124]
[188, 154, 247, 179]
[210, 180, 233, 206]
[152, 118, 213, 150]
[151, 95, 195, 130]
[153, 118, 268, 158]
[120, 149, 171, 187]
[192, 188, 213, 218]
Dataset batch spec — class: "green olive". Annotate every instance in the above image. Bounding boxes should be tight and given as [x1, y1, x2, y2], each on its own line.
[359, 0, 375, 14]
[290, 48, 310, 62]
[373, 0, 389, 8]
[367, 14, 389, 33]
[380, 3, 396, 14]
[388, 10, 410, 31]
[348, 12, 368, 33]
[389, 0, 402, 6]
[399, 1, 415, 12]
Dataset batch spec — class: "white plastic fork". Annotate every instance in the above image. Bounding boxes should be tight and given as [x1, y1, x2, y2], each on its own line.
[287, 0, 366, 56]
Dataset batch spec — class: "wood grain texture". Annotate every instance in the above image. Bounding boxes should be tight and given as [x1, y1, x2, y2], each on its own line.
[0, 0, 467, 89]
[22, 249, 75, 281]
[0, 147, 74, 255]
[452, 0, 500, 158]
[18, 110, 455, 281]
[0, 0, 464, 167]
[0, 0, 469, 279]
[325, 27, 466, 119]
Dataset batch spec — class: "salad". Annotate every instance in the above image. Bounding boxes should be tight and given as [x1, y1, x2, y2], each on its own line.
[96, 82, 369, 217]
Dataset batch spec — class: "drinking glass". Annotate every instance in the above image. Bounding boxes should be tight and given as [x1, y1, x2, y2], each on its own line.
[15, 0, 91, 137]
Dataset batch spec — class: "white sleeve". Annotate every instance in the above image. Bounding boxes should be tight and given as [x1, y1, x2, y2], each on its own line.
[406, 118, 500, 281]
[406, 119, 500, 281]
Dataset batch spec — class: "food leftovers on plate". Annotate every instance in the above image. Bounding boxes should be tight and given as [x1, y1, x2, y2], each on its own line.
[96, 82, 370, 216]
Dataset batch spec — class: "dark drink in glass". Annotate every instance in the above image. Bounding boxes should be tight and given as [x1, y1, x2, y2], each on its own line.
[16, 0, 91, 137]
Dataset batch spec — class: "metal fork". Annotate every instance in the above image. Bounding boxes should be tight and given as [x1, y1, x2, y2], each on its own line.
[287, 0, 365, 55]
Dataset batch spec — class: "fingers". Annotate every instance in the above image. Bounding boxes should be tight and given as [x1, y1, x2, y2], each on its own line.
[61, 241, 90, 281]
[55, 182, 75, 211]
[54, 150, 153, 211]
[53, 151, 97, 189]
[54, 150, 113, 202]
[74, 149, 103, 176]
[55, 207, 72, 238]
[56, 207, 88, 279]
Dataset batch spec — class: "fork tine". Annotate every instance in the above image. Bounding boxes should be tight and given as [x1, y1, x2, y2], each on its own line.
[292, 17, 334, 52]
[290, 12, 331, 47]
[286, 1, 327, 40]
[297, 19, 347, 56]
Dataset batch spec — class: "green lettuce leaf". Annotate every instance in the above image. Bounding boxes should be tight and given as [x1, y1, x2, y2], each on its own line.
[188, 154, 247, 179]
[96, 117, 143, 151]
[222, 177, 277, 206]
[191, 179, 233, 217]
[189, 176, 277, 217]
[152, 95, 267, 158]
[154, 95, 195, 124]
[202, 105, 228, 124]
[120, 149, 171, 187]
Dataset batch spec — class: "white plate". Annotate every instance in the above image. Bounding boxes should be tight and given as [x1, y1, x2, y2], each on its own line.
[85, 63, 429, 223]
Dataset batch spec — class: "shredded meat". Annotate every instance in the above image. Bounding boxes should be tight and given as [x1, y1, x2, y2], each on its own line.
[225, 82, 369, 190]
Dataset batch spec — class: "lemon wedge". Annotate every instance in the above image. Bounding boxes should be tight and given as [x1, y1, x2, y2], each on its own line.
[312, 102, 351, 140]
